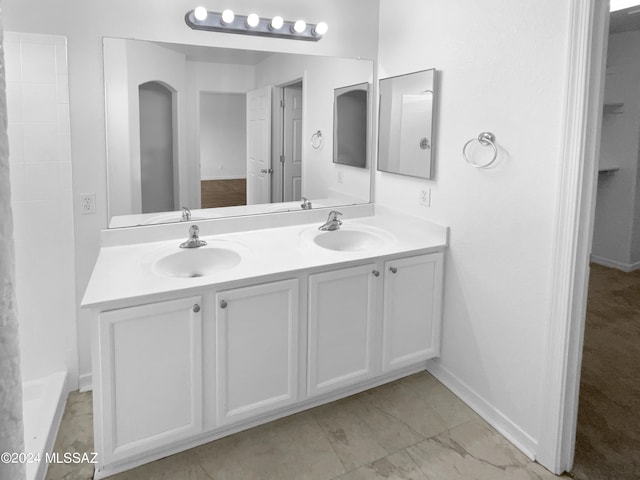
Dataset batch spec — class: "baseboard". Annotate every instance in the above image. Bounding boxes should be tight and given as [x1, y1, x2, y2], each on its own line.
[425, 359, 538, 460]
[78, 373, 92, 393]
[590, 255, 640, 272]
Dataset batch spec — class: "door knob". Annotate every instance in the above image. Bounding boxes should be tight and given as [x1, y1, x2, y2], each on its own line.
[220, 300, 228, 309]
[193, 304, 200, 313]
[389, 266, 398, 274]
[372, 270, 380, 277]
[260, 168, 274, 174]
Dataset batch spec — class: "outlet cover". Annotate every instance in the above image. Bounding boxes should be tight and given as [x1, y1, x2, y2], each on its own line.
[80, 193, 96, 214]
[419, 189, 431, 207]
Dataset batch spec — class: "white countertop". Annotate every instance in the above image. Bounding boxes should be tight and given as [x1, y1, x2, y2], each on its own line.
[82, 210, 448, 310]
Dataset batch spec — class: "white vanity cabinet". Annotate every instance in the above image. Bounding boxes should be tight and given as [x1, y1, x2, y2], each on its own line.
[96, 296, 203, 465]
[382, 252, 444, 371]
[307, 252, 444, 391]
[86, 215, 447, 478]
[307, 264, 379, 396]
[214, 279, 300, 425]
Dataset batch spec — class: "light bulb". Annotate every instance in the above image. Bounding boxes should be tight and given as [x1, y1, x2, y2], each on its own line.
[313, 22, 328, 36]
[194, 6, 208, 21]
[270, 15, 284, 30]
[292, 20, 306, 33]
[221, 9, 235, 25]
[246, 13, 260, 28]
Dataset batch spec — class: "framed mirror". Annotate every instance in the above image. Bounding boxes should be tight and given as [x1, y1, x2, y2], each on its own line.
[103, 38, 374, 228]
[333, 83, 369, 168]
[378, 69, 436, 179]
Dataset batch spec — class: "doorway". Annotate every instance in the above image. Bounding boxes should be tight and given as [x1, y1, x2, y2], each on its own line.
[273, 80, 304, 203]
[138, 81, 176, 214]
[572, 5, 640, 479]
[199, 91, 248, 209]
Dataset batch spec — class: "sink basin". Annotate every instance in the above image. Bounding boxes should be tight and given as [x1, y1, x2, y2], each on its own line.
[152, 246, 241, 278]
[302, 225, 392, 252]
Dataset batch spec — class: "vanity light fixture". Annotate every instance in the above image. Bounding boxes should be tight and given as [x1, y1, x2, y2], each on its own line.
[194, 6, 208, 21]
[185, 8, 327, 41]
[270, 16, 284, 31]
[246, 13, 260, 28]
[292, 20, 306, 33]
[313, 22, 329, 36]
[220, 9, 235, 25]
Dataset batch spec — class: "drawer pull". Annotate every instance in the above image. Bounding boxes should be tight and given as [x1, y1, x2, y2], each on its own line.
[193, 304, 201, 313]
[389, 266, 398, 274]
[372, 270, 380, 277]
[220, 300, 228, 309]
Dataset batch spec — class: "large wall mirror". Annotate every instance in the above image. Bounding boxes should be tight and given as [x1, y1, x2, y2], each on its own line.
[378, 69, 436, 179]
[103, 38, 374, 228]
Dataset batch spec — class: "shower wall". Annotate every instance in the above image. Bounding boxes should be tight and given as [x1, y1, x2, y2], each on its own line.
[5, 32, 77, 387]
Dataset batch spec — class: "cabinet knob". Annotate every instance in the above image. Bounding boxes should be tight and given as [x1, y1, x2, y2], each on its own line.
[389, 266, 398, 274]
[193, 304, 200, 313]
[220, 300, 228, 309]
[372, 270, 380, 277]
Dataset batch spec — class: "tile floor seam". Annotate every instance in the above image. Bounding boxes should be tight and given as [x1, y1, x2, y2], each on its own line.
[403, 444, 434, 479]
[397, 447, 430, 480]
[309, 409, 350, 478]
[198, 461, 215, 480]
[363, 399, 430, 444]
[345, 402, 424, 458]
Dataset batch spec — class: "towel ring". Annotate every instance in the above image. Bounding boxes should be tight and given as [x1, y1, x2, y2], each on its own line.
[463, 132, 497, 168]
[311, 130, 323, 150]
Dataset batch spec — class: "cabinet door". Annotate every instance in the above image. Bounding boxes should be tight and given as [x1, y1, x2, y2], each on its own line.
[215, 279, 299, 425]
[98, 296, 203, 464]
[308, 264, 378, 397]
[383, 252, 444, 372]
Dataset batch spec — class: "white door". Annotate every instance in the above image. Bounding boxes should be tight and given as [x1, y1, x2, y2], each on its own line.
[382, 253, 444, 372]
[308, 264, 379, 397]
[283, 84, 303, 202]
[215, 279, 299, 425]
[246, 86, 272, 205]
[98, 297, 203, 465]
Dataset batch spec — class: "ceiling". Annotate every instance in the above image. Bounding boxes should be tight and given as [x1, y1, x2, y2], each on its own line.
[610, 6, 640, 33]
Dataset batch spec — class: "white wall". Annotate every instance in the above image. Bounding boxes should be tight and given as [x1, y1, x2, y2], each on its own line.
[2, 0, 380, 388]
[199, 92, 247, 180]
[255, 55, 373, 202]
[591, 30, 640, 270]
[5, 32, 77, 387]
[377, 0, 570, 457]
[104, 38, 188, 217]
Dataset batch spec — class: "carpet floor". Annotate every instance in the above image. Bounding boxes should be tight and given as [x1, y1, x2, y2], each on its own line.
[571, 263, 640, 480]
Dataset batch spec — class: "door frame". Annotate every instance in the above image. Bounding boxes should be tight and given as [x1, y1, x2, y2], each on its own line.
[538, 0, 610, 473]
[272, 77, 305, 204]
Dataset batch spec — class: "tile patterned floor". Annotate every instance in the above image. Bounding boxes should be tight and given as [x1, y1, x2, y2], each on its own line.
[45, 372, 563, 480]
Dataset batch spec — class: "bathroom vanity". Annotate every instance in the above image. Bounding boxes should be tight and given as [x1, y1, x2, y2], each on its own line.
[82, 207, 447, 478]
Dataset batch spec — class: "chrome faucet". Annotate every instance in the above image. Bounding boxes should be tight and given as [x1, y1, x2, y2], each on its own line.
[180, 225, 207, 248]
[301, 197, 312, 210]
[319, 211, 343, 231]
[181, 206, 191, 221]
